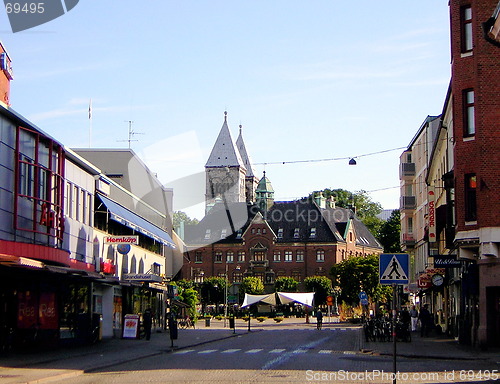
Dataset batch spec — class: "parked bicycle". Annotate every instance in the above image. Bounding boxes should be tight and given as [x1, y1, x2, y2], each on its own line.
[178, 317, 194, 329]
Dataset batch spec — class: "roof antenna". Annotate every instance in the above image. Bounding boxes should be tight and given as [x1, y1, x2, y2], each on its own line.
[118, 120, 144, 148]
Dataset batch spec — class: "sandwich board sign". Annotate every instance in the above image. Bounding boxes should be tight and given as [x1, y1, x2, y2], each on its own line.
[379, 253, 409, 285]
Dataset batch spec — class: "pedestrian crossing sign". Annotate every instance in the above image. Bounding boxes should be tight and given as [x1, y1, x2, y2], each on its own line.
[379, 253, 409, 285]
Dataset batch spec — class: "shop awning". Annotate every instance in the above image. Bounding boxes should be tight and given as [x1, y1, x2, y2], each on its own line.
[98, 194, 176, 249]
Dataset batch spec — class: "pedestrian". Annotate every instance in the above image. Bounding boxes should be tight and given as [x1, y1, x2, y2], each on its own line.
[418, 304, 432, 337]
[316, 308, 323, 330]
[409, 305, 419, 332]
[143, 308, 152, 340]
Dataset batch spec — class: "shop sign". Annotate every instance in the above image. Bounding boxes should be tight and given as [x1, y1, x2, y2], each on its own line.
[104, 235, 139, 245]
[418, 268, 445, 289]
[17, 291, 37, 329]
[433, 255, 461, 268]
[39, 292, 58, 329]
[428, 190, 436, 242]
[123, 273, 162, 283]
[123, 314, 140, 339]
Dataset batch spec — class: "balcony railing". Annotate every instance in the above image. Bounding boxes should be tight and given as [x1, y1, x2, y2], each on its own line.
[401, 233, 416, 247]
[400, 162, 416, 178]
[400, 196, 416, 210]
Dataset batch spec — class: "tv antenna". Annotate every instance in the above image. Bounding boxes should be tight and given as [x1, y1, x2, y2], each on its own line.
[118, 120, 144, 148]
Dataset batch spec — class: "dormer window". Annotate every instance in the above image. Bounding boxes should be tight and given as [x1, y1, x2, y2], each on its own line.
[310, 228, 316, 238]
[204, 229, 211, 240]
[221, 229, 227, 239]
[277, 228, 283, 239]
[294, 228, 300, 239]
[235, 229, 242, 239]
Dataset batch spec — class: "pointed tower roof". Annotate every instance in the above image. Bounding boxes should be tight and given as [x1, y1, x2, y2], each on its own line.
[236, 124, 256, 177]
[256, 171, 274, 193]
[205, 112, 246, 169]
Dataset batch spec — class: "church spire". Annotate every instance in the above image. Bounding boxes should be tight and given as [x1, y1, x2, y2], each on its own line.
[205, 111, 246, 170]
[256, 171, 275, 212]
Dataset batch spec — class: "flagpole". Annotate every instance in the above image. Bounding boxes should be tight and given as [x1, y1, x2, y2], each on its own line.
[88, 98, 92, 147]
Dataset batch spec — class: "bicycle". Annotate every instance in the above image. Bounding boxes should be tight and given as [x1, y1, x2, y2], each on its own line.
[178, 317, 193, 330]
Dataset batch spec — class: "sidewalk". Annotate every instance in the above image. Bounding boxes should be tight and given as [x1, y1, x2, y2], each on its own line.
[1, 319, 498, 384]
[359, 329, 500, 363]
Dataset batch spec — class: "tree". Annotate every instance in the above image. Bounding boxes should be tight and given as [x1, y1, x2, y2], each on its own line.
[275, 277, 299, 293]
[200, 277, 227, 308]
[330, 254, 391, 305]
[172, 211, 199, 230]
[239, 276, 264, 302]
[378, 210, 402, 253]
[177, 287, 200, 320]
[304, 276, 332, 305]
[309, 189, 383, 235]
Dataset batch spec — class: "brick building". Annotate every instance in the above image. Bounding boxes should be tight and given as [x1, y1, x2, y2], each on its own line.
[181, 114, 383, 290]
[449, 0, 500, 347]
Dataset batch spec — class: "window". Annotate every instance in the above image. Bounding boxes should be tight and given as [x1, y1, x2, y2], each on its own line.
[277, 228, 283, 239]
[195, 251, 202, 263]
[262, 228, 266, 234]
[232, 271, 243, 283]
[294, 228, 300, 239]
[463, 89, 475, 136]
[204, 229, 211, 240]
[310, 228, 316, 238]
[235, 229, 242, 239]
[237, 251, 245, 262]
[221, 228, 227, 239]
[408, 217, 413, 233]
[215, 251, 222, 263]
[273, 251, 281, 262]
[461, 5, 473, 53]
[465, 174, 477, 221]
[316, 249, 325, 262]
[284, 251, 293, 262]
[296, 250, 304, 262]
[253, 251, 266, 261]
[226, 251, 234, 263]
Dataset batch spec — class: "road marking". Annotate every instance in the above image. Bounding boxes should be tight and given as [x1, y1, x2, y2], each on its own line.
[269, 349, 286, 354]
[174, 349, 195, 354]
[343, 351, 356, 355]
[221, 349, 241, 354]
[262, 337, 330, 370]
[246, 349, 263, 354]
[318, 350, 333, 354]
[198, 349, 218, 354]
[293, 349, 308, 354]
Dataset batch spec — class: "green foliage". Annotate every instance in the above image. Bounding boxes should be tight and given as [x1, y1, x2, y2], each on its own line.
[256, 316, 267, 322]
[378, 209, 402, 253]
[200, 276, 227, 305]
[310, 189, 382, 219]
[304, 275, 332, 305]
[330, 254, 391, 305]
[239, 276, 264, 302]
[172, 211, 199, 230]
[274, 276, 299, 292]
[177, 287, 199, 320]
[175, 279, 197, 290]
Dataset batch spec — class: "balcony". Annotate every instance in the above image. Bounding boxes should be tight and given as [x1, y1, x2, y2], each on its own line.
[400, 162, 416, 179]
[401, 233, 416, 248]
[250, 260, 269, 268]
[400, 196, 416, 210]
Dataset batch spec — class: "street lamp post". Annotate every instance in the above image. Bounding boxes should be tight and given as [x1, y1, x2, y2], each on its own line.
[224, 263, 228, 328]
[333, 287, 341, 316]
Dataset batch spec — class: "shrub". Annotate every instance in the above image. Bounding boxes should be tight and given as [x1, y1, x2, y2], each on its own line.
[256, 316, 267, 322]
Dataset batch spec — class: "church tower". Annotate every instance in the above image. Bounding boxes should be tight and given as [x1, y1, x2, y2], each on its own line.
[205, 112, 247, 213]
[236, 125, 258, 203]
[256, 171, 274, 212]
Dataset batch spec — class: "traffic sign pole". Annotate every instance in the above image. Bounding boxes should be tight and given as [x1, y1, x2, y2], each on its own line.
[392, 283, 397, 384]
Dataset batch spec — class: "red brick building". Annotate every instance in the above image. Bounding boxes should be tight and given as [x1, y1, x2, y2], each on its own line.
[180, 114, 382, 290]
[450, 0, 500, 347]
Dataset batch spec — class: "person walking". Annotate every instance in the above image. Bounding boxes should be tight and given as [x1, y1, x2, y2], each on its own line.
[409, 305, 419, 332]
[316, 309, 323, 330]
[418, 304, 432, 337]
[143, 308, 152, 340]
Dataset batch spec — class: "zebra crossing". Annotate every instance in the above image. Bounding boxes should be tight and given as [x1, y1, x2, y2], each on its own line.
[173, 347, 360, 356]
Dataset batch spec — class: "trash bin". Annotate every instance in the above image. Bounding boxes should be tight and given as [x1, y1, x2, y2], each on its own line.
[229, 317, 235, 329]
[168, 318, 178, 340]
[205, 318, 211, 327]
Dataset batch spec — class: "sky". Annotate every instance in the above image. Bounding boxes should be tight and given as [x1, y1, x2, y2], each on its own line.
[1, 1, 451, 220]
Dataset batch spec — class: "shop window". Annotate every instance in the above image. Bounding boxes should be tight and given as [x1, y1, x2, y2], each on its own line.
[465, 174, 477, 221]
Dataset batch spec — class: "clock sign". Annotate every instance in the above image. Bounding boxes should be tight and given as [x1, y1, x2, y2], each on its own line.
[431, 274, 444, 287]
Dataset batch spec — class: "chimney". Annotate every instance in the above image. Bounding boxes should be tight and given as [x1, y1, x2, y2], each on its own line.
[327, 196, 336, 208]
[0, 42, 13, 107]
[314, 192, 326, 209]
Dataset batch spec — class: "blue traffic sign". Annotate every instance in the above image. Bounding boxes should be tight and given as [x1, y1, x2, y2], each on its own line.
[379, 253, 409, 285]
[359, 291, 368, 300]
